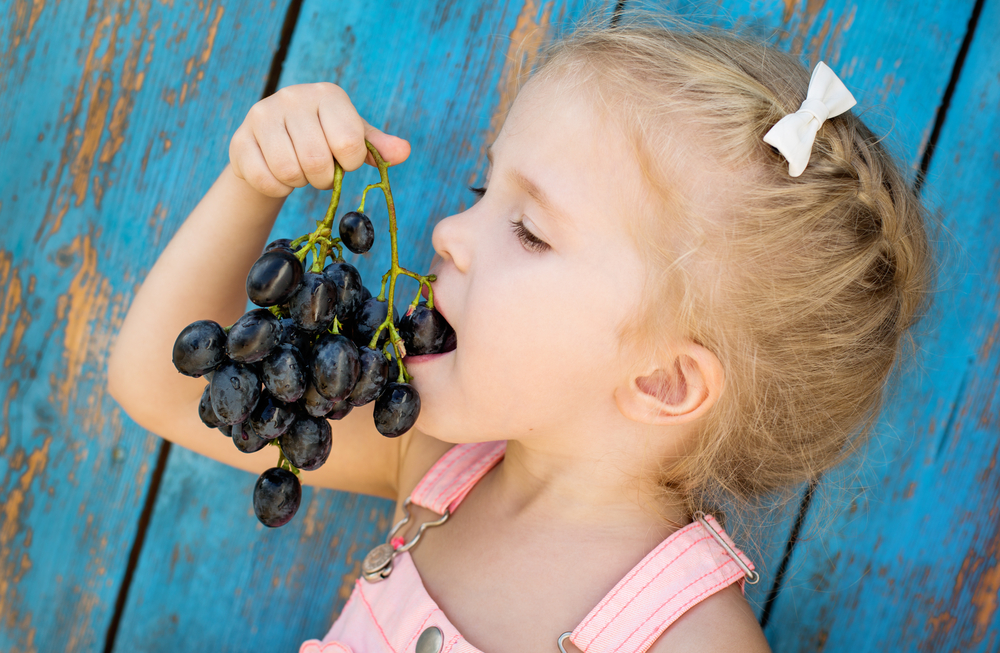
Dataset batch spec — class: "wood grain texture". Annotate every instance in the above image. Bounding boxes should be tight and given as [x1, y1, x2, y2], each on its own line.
[0, 2, 289, 652]
[111, 446, 394, 651]
[765, 0, 1000, 650]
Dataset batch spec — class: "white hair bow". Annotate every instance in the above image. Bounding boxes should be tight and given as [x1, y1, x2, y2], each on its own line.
[763, 61, 857, 177]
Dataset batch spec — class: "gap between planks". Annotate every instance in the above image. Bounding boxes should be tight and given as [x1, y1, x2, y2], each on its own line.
[101, 1, 307, 650]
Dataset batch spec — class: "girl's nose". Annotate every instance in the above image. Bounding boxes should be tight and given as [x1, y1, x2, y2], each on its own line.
[430, 210, 473, 274]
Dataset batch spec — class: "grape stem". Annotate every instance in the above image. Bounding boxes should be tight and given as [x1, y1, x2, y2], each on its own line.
[264, 141, 434, 391]
[259, 146, 439, 476]
[293, 162, 346, 272]
[361, 141, 437, 384]
[274, 443, 300, 476]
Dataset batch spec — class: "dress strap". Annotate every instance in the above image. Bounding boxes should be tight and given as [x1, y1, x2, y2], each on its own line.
[569, 514, 756, 653]
[410, 441, 507, 514]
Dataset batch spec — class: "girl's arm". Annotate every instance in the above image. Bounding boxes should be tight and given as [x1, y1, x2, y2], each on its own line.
[107, 83, 413, 499]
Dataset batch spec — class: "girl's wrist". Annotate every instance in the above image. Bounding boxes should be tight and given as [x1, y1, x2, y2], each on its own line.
[221, 162, 291, 207]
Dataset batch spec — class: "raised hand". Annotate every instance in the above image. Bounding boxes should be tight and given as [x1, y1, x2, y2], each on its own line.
[228, 82, 411, 197]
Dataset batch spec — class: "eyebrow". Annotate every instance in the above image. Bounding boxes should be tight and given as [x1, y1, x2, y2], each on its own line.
[487, 146, 567, 224]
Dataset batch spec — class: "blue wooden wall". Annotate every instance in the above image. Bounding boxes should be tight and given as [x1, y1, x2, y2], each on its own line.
[1, 1, 996, 651]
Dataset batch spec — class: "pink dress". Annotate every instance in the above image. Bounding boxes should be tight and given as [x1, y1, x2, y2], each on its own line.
[300, 441, 757, 653]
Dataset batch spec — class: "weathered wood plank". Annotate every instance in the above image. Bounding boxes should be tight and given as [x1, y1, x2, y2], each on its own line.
[765, 0, 1000, 650]
[110, 446, 393, 650]
[0, 2, 290, 652]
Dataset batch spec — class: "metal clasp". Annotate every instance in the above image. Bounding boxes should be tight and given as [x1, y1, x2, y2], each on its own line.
[361, 497, 450, 583]
[693, 511, 760, 585]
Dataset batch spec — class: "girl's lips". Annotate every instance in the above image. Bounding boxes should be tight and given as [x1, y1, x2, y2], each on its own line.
[404, 348, 455, 364]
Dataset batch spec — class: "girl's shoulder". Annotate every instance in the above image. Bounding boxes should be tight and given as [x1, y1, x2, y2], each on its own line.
[648, 584, 772, 653]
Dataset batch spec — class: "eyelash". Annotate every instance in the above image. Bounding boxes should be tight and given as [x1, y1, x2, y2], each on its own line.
[510, 220, 550, 252]
[468, 186, 550, 253]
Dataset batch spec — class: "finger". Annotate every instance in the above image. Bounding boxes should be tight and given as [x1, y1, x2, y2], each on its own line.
[231, 128, 294, 197]
[316, 90, 368, 171]
[251, 114, 309, 189]
[285, 109, 338, 189]
[362, 121, 411, 167]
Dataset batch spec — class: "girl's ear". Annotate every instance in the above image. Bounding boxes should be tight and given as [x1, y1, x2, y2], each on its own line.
[615, 341, 724, 426]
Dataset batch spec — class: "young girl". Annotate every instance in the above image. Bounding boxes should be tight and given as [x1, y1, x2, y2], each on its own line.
[107, 17, 930, 653]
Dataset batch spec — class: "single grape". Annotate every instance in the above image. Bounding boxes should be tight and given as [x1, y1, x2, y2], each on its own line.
[339, 211, 375, 254]
[253, 467, 301, 528]
[347, 346, 389, 406]
[399, 303, 457, 355]
[209, 361, 261, 425]
[226, 308, 283, 363]
[279, 415, 332, 471]
[198, 385, 223, 428]
[264, 238, 294, 252]
[326, 399, 353, 420]
[248, 392, 297, 439]
[354, 297, 399, 349]
[301, 382, 335, 418]
[322, 262, 364, 323]
[279, 317, 314, 355]
[172, 320, 227, 377]
[232, 421, 270, 453]
[312, 334, 361, 401]
[373, 382, 420, 437]
[246, 249, 304, 307]
[262, 343, 308, 404]
[288, 272, 336, 332]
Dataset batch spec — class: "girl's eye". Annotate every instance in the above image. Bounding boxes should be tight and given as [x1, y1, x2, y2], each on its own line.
[469, 185, 487, 200]
[510, 219, 550, 253]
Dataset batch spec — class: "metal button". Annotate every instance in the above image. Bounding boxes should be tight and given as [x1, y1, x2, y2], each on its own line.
[361, 543, 395, 583]
[415, 626, 443, 653]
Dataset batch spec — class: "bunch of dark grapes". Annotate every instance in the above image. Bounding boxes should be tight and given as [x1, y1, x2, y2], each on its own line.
[171, 145, 455, 528]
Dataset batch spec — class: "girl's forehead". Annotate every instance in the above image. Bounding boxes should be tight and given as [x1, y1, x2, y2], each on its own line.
[495, 77, 619, 160]
[490, 79, 655, 248]
[510, 73, 744, 228]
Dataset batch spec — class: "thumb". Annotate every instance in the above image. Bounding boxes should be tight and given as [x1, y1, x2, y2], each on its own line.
[363, 121, 411, 167]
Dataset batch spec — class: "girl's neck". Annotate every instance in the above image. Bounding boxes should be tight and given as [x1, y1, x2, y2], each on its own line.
[480, 436, 691, 538]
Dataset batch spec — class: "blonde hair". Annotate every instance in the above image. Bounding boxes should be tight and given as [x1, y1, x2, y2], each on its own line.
[531, 17, 933, 526]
